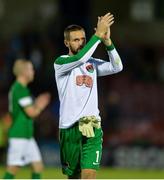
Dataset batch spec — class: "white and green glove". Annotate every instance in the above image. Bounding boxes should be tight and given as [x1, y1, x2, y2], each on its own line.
[79, 116, 101, 138]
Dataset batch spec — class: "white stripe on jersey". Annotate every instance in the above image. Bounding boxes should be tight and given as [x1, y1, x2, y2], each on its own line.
[19, 96, 33, 107]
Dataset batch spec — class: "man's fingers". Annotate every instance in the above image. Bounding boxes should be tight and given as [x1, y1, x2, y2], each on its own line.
[102, 13, 113, 20]
[109, 20, 114, 26]
[103, 14, 114, 22]
[98, 13, 114, 21]
[108, 19, 114, 26]
[106, 16, 114, 23]
[95, 12, 114, 38]
[99, 14, 114, 25]
[103, 12, 111, 18]
[107, 14, 114, 21]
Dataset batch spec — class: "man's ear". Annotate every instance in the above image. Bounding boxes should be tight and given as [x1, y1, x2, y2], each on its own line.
[64, 40, 69, 47]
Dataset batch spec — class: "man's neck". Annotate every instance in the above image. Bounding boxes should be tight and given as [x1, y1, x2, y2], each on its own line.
[68, 51, 74, 56]
[68, 49, 77, 56]
[16, 77, 28, 86]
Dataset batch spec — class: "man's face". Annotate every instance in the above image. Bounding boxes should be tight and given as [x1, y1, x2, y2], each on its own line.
[65, 30, 86, 55]
[23, 62, 35, 83]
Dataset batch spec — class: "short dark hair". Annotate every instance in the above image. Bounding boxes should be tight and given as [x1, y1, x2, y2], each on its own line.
[64, 24, 84, 40]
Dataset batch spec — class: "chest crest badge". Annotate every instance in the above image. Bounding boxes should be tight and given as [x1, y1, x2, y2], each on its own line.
[86, 64, 94, 73]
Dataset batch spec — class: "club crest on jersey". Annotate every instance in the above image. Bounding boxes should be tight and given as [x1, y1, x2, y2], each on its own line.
[86, 64, 94, 73]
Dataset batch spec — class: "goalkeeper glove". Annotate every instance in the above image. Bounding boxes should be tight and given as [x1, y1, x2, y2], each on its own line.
[79, 116, 100, 138]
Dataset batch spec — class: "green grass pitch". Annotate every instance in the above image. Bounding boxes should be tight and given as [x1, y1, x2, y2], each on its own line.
[1, 166, 164, 179]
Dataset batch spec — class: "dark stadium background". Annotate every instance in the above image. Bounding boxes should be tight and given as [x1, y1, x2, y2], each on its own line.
[0, 0, 164, 177]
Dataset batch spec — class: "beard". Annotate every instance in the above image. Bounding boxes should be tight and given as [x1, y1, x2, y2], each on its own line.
[70, 45, 84, 55]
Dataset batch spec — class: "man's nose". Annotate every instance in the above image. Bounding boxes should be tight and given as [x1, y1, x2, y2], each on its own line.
[79, 40, 84, 46]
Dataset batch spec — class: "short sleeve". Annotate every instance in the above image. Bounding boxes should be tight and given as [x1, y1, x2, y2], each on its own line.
[16, 86, 33, 108]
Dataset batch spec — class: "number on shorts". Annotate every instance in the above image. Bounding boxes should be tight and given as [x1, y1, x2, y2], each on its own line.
[96, 151, 99, 163]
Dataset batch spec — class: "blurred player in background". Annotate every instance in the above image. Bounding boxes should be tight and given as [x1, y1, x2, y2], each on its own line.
[3, 59, 51, 179]
[54, 12, 123, 179]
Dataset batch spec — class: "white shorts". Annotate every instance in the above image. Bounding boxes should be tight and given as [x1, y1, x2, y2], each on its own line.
[7, 138, 42, 166]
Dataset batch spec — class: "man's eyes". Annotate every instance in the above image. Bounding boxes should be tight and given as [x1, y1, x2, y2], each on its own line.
[73, 38, 85, 42]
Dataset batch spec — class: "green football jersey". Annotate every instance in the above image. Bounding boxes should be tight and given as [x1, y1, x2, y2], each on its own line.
[8, 81, 34, 138]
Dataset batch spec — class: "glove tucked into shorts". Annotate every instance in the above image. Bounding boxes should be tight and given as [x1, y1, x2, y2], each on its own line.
[79, 116, 101, 138]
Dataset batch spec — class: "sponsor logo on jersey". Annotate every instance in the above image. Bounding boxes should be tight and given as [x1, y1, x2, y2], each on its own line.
[86, 64, 94, 73]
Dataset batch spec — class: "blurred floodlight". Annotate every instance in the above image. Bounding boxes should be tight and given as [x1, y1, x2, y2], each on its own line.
[39, 1, 58, 20]
[130, 0, 154, 22]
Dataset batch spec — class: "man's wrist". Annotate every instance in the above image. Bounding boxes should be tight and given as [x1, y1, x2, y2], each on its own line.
[35, 105, 42, 114]
[94, 33, 104, 41]
[103, 39, 112, 46]
[105, 40, 115, 51]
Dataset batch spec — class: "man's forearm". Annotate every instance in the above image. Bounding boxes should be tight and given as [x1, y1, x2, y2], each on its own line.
[107, 48, 123, 72]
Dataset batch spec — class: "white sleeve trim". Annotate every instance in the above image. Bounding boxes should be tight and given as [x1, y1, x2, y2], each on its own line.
[18, 96, 33, 107]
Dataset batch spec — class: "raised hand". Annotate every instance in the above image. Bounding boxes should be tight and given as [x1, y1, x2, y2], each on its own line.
[35, 92, 51, 111]
[95, 12, 114, 39]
